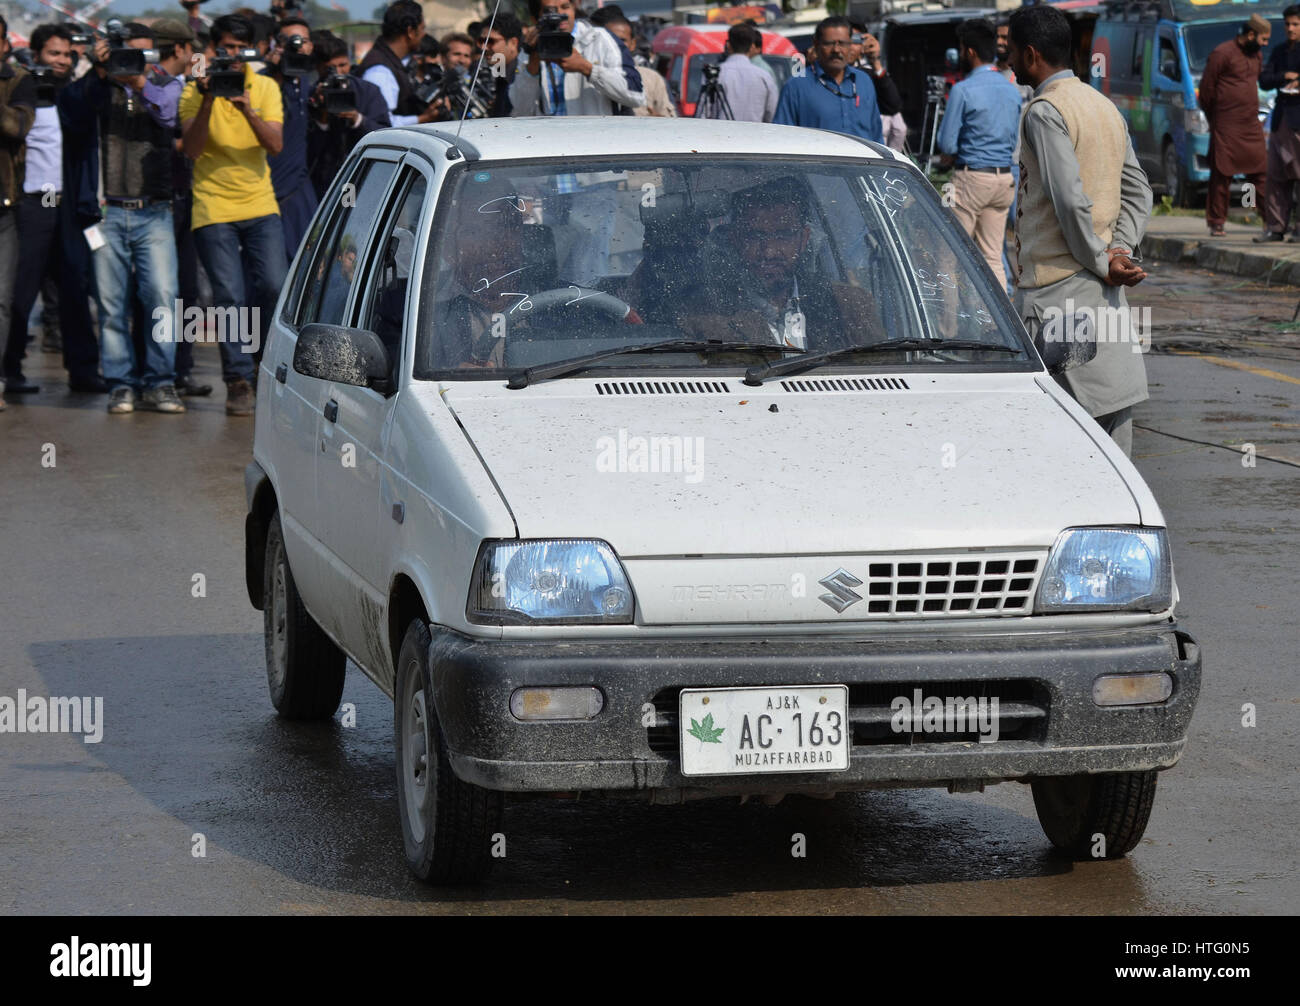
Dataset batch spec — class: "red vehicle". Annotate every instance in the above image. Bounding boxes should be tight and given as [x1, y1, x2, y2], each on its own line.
[651, 24, 800, 117]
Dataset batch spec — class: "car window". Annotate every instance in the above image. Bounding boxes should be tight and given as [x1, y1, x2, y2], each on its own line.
[283, 157, 360, 327]
[358, 168, 429, 379]
[298, 158, 398, 328]
[412, 157, 1025, 380]
[1158, 35, 1179, 80]
[1186, 18, 1284, 73]
[1131, 28, 1147, 79]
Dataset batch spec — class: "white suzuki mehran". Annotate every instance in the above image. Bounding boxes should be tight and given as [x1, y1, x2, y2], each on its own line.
[244, 119, 1201, 883]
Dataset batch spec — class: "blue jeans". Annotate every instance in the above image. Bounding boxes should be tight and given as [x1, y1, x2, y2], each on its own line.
[192, 213, 286, 384]
[95, 203, 178, 391]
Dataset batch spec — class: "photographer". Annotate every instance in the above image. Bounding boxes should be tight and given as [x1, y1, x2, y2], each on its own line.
[61, 22, 185, 414]
[476, 13, 523, 117]
[262, 16, 317, 261]
[511, 0, 645, 116]
[0, 14, 36, 412]
[180, 12, 284, 416]
[3, 23, 105, 396]
[307, 31, 390, 199]
[358, 1, 442, 126]
[701, 22, 774, 122]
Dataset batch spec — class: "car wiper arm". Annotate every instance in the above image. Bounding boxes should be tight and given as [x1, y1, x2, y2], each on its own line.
[743, 339, 1023, 385]
[507, 340, 802, 389]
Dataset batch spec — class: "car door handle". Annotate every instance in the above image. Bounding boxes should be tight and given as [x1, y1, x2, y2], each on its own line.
[275, 363, 287, 384]
[324, 399, 338, 423]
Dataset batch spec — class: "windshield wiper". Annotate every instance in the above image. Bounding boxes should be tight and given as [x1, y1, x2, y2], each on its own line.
[743, 339, 1023, 385]
[506, 339, 802, 389]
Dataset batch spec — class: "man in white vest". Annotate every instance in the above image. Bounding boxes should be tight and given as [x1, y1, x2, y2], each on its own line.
[1007, 5, 1152, 457]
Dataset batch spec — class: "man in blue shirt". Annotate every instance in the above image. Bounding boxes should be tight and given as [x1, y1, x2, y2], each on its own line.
[262, 17, 318, 263]
[937, 19, 1023, 291]
[773, 16, 881, 143]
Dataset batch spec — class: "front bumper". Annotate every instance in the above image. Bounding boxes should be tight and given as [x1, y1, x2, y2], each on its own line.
[429, 623, 1201, 796]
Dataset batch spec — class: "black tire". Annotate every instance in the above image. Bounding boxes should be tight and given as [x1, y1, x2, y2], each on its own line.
[1031, 770, 1158, 860]
[263, 512, 346, 719]
[1163, 142, 1190, 208]
[393, 618, 502, 884]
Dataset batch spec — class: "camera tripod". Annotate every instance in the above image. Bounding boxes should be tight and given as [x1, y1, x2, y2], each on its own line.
[916, 75, 948, 172]
[695, 71, 734, 120]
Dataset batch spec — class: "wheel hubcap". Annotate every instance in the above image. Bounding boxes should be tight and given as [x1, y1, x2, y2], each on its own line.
[402, 671, 431, 841]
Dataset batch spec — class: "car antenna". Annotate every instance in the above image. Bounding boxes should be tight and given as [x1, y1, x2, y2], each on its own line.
[456, 0, 503, 145]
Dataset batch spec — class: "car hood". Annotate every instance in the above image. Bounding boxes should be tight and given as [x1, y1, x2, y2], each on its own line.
[432, 375, 1145, 557]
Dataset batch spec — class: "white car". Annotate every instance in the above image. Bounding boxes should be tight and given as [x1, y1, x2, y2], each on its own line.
[244, 118, 1201, 883]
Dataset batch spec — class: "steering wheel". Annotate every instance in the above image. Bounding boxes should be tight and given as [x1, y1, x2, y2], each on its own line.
[520, 285, 636, 322]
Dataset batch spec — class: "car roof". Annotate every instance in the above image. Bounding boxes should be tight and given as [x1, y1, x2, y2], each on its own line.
[381, 118, 900, 163]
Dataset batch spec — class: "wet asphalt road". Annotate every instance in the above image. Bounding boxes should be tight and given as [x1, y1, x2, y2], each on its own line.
[1, 261, 1297, 915]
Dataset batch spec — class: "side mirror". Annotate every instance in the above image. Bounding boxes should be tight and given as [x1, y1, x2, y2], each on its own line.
[1160, 59, 1178, 80]
[1030, 310, 1098, 375]
[293, 323, 391, 390]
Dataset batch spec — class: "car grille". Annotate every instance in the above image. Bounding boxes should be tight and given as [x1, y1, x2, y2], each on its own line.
[847, 554, 1042, 617]
[646, 680, 1048, 755]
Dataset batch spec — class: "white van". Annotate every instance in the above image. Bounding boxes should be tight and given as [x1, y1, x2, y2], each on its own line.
[244, 118, 1201, 883]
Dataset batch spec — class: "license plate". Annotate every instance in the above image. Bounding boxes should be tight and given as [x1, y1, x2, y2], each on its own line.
[678, 685, 850, 776]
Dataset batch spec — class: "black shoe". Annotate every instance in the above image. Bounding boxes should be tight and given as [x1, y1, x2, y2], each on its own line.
[1253, 231, 1285, 243]
[68, 376, 109, 394]
[3, 376, 40, 394]
[175, 374, 213, 398]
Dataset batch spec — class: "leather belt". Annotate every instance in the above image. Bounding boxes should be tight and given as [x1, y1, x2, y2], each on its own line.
[105, 197, 169, 209]
[23, 190, 61, 205]
[957, 165, 1013, 174]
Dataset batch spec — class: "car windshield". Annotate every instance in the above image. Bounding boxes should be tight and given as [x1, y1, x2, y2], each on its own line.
[1186, 18, 1284, 74]
[411, 157, 1028, 380]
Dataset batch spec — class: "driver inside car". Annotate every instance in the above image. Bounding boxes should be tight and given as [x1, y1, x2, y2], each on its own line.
[675, 178, 881, 350]
[431, 180, 533, 370]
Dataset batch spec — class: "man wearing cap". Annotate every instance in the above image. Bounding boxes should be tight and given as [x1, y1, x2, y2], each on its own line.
[62, 21, 187, 413]
[1199, 14, 1269, 239]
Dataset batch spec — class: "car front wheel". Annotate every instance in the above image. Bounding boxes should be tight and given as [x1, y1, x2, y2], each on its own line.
[393, 618, 502, 884]
[1031, 770, 1158, 859]
[263, 512, 346, 719]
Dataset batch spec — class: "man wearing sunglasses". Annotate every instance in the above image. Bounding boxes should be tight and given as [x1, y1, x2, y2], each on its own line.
[773, 16, 881, 142]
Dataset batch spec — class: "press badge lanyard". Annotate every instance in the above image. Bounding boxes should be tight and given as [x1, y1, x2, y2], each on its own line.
[814, 68, 859, 107]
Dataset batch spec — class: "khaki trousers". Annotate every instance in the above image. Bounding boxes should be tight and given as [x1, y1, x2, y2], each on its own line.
[950, 168, 1015, 291]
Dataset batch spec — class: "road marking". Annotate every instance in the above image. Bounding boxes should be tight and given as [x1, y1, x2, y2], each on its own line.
[1169, 349, 1300, 387]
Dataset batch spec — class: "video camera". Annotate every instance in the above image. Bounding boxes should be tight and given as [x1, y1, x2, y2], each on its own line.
[278, 33, 313, 77]
[316, 70, 358, 115]
[103, 17, 159, 76]
[701, 62, 720, 85]
[207, 48, 260, 98]
[13, 49, 56, 107]
[413, 65, 494, 120]
[535, 10, 574, 61]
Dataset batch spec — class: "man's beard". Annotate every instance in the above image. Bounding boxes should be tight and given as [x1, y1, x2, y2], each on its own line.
[996, 46, 1008, 64]
[1243, 39, 1262, 55]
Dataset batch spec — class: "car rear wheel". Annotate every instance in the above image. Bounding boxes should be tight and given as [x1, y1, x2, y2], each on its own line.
[1031, 770, 1158, 859]
[393, 618, 502, 884]
[263, 512, 346, 719]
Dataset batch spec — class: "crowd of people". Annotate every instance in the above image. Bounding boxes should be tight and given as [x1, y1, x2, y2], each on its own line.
[0, 1, 1185, 455]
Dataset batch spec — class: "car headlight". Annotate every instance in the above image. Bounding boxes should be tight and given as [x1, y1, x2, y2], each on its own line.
[1184, 108, 1209, 134]
[1036, 527, 1172, 613]
[468, 539, 635, 625]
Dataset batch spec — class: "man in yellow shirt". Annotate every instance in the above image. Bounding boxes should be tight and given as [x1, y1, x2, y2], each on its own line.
[180, 13, 284, 415]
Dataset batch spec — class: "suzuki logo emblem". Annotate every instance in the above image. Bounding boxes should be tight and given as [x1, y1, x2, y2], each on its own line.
[818, 568, 863, 613]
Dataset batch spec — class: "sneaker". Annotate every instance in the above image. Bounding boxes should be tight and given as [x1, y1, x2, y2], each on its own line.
[140, 384, 186, 413]
[225, 378, 255, 416]
[175, 374, 213, 398]
[1253, 231, 1285, 243]
[107, 387, 136, 414]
